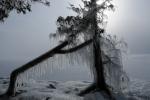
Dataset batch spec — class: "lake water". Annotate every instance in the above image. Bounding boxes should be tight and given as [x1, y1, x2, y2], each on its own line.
[0, 54, 150, 81]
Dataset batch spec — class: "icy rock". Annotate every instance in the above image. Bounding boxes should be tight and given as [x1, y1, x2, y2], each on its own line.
[47, 84, 56, 89]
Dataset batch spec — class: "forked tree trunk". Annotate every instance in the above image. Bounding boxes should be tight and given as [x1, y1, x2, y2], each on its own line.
[92, 0, 107, 90]
[92, 0, 112, 99]
[79, 0, 112, 98]
[93, 36, 112, 97]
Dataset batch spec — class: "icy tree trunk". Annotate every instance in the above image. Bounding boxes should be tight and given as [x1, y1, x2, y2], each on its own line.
[93, 37, 106, 89]
[92, 0, 106, 90]
[79, 0, 111, 97]
[92, 0, 111, 96]
[5, 41, 69, 96]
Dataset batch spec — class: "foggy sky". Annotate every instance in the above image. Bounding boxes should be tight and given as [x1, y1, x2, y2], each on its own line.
[0, 0, 150, 80]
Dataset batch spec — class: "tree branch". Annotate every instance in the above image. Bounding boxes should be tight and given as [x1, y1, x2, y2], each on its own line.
[5, 41, 69, 96]
[57, 39, 93, 54]
[102, 51, 120, 66]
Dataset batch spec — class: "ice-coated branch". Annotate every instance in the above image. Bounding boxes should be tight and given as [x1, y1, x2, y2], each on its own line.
[57, 39, 93, 54]
[5, 40, 68, 96]
[101, 50, 120, 66]
[4, 37, 94, 96]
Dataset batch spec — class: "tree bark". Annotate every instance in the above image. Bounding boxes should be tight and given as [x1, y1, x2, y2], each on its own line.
[5, 41, 69, 96]
[91, 0, 106, 90]
[92, 0, 114, 99]
[78, 83, 96, 96]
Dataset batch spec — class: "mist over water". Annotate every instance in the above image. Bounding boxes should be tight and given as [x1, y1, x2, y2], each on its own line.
[1, 54, 150, 82]
[0, 60, 92, 81]
[123, 54, 150, 81]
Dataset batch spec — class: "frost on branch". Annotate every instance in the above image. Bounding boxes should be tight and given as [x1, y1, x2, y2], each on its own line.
[14, 34, 129, 93]
[101, 34, 129, 92]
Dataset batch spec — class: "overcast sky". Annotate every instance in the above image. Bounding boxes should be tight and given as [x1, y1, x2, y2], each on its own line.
[0, 0, 150, 81]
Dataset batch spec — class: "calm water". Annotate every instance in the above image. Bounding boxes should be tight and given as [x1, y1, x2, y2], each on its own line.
[0, 54, 150, 81]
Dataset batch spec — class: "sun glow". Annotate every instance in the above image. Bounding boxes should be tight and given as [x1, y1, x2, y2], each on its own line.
[97, 0, 121, 35]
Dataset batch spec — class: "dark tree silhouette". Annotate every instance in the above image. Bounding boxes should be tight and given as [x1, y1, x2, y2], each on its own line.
[0, 0, 50, 21]
[53, 0, 115, 98]
[0, 0, 117, 99]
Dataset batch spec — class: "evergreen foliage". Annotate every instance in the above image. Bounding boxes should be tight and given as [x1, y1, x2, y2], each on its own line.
[0, 0, 50, 21]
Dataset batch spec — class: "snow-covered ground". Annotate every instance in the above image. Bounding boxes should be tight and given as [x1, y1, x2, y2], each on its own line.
[0, 78, 150, 100]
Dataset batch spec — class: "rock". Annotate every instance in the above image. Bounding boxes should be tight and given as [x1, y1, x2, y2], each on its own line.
[47, 84, 56, 89]
[45, 97, 52, 100]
